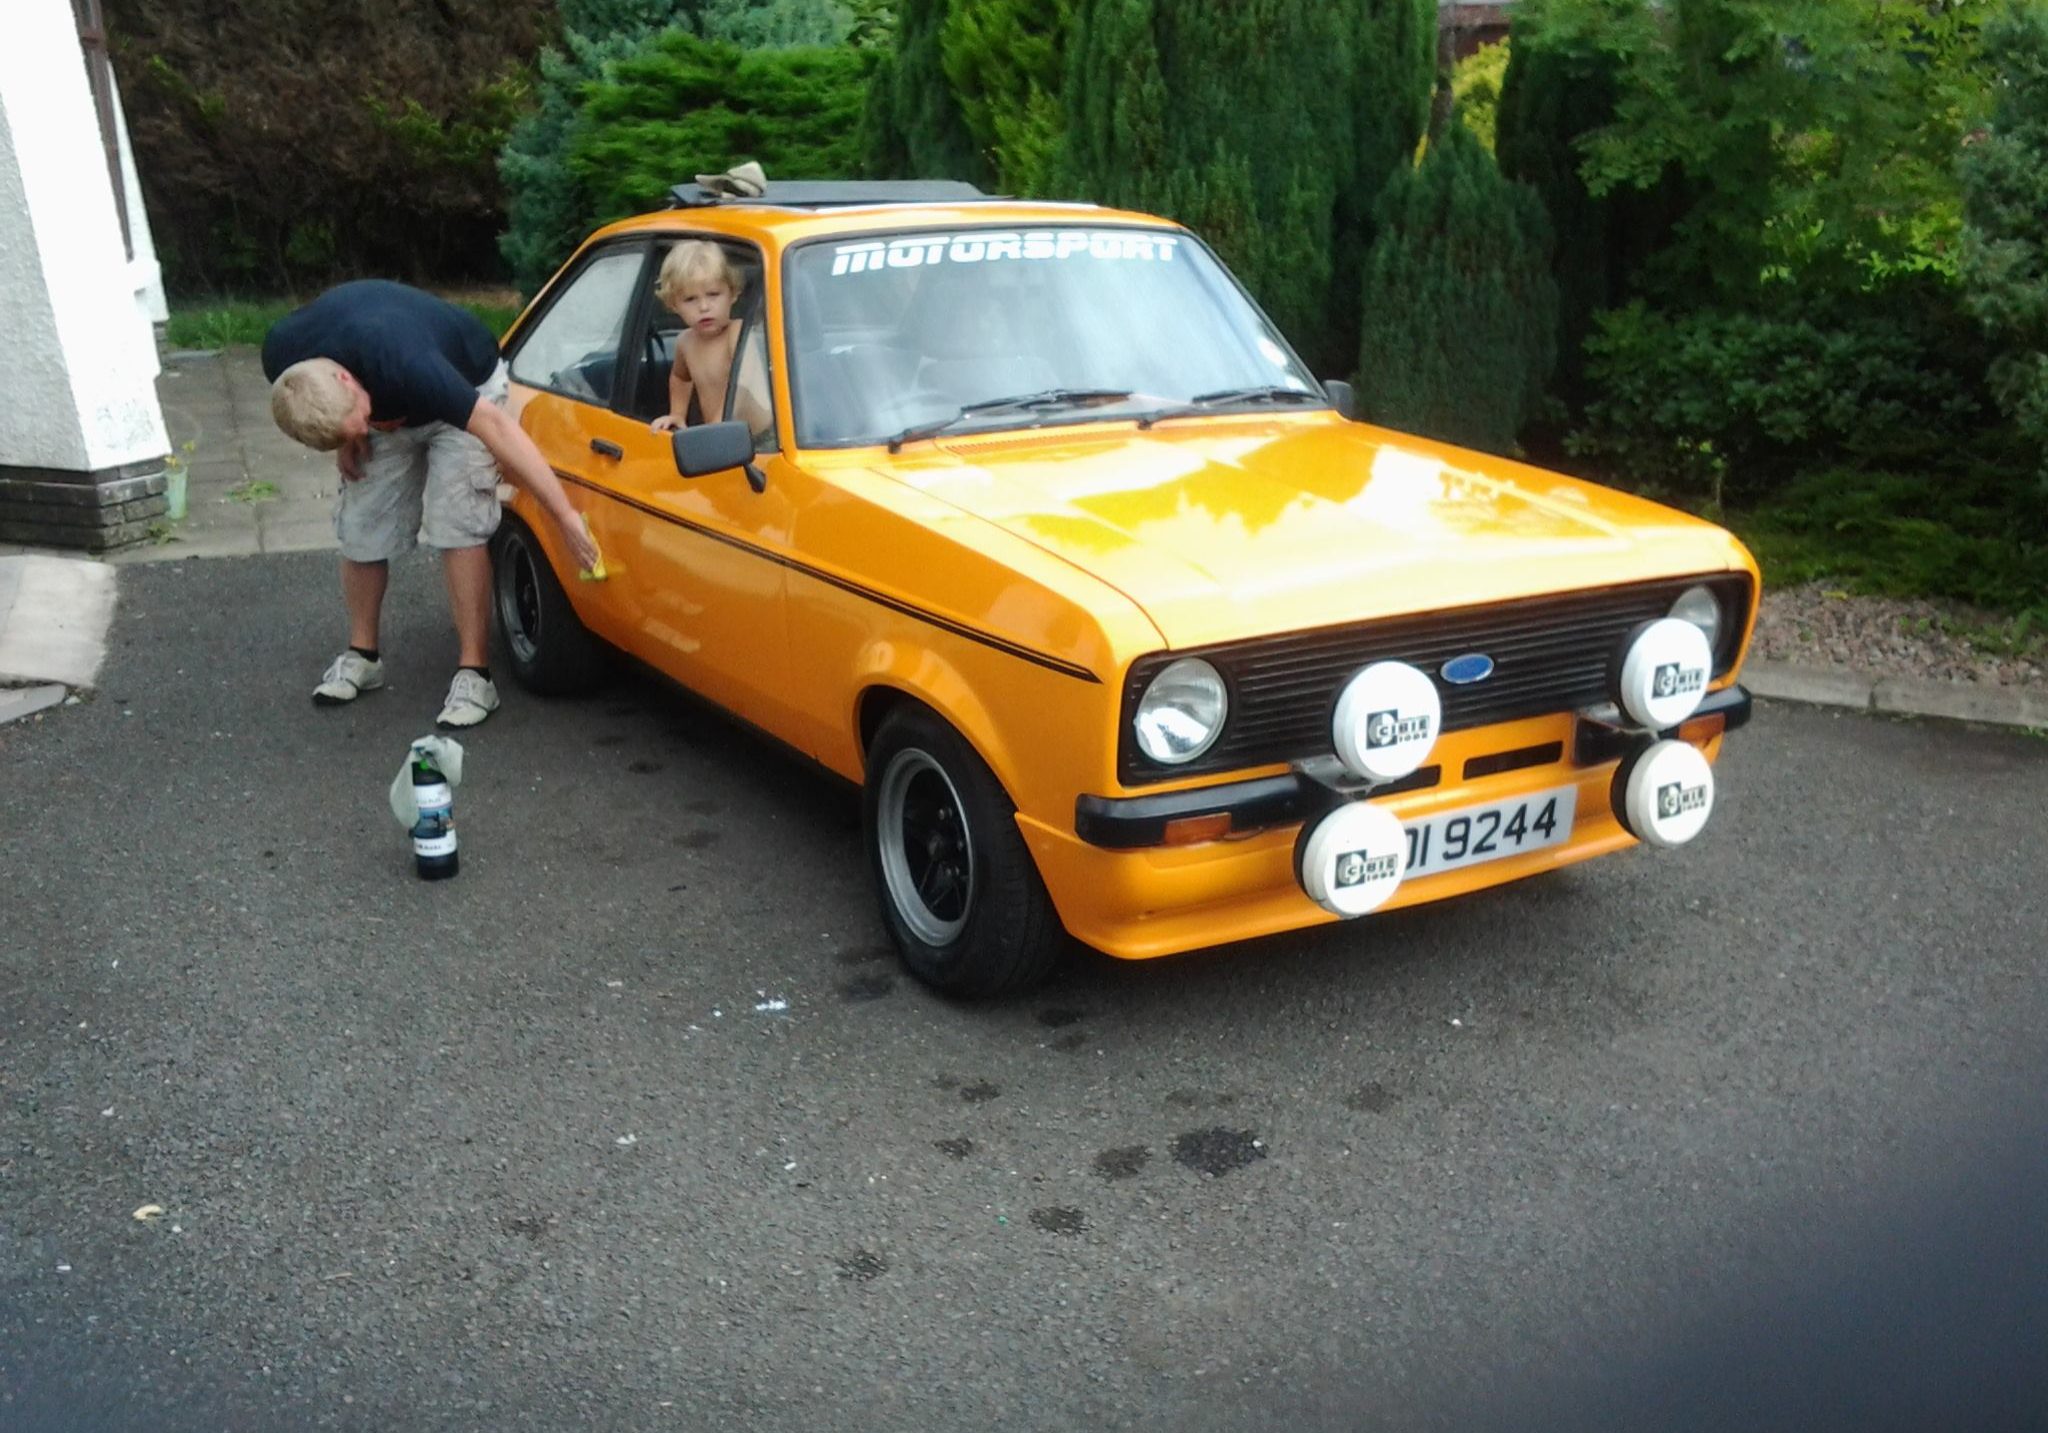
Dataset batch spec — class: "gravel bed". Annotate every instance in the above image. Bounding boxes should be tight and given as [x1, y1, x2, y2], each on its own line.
[1753, 581, 2044, 688]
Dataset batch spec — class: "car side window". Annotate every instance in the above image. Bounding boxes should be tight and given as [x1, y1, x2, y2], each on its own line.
[621, 239, 765, 425]
[507, 247, 645, 404]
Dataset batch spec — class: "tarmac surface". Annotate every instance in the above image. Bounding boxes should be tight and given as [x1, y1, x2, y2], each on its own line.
[3, 552, 2046, 1430]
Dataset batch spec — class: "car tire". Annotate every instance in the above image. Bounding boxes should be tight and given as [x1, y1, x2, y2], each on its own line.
[864, 705, 1065, 997]
[491, 514, 611, 695]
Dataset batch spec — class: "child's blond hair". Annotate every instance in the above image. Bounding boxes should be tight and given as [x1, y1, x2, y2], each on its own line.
[270, 359, 356, 450]
[656, 241, 741, 309]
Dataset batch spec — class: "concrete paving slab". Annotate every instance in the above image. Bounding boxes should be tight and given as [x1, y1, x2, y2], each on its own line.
[0, 681, 68, 724]
[261, 471, 339, 504]
[184, 458, 250, 487]
[0, 554, 118, 689]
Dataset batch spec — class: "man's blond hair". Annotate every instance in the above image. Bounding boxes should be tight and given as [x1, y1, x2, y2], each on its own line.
[270, 359, 356, 450]
[656, 241, 741, 309]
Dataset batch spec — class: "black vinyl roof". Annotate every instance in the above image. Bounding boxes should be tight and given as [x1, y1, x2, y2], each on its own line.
[666, 179, 992, 209]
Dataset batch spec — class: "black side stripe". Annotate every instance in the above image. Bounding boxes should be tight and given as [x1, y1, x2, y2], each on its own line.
[550, 469, 1102, 684]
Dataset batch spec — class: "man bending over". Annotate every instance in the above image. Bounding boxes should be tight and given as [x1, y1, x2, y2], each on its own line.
[262, 280, 600, 727]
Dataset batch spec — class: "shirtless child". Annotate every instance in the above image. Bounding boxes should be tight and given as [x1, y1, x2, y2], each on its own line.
[650, 241, 743, 432]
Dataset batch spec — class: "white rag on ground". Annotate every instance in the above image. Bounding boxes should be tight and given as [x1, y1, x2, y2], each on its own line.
[388, 735, 466, 827]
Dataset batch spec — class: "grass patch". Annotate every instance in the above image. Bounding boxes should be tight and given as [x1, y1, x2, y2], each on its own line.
[164, 301, 293, 349]
[226, 479, 279, 503]
[462, 301, 522, 337]
[165, 296, 525, 350]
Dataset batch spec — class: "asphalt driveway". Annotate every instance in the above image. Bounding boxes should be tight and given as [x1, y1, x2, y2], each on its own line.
[3, 553, 2045, 1431]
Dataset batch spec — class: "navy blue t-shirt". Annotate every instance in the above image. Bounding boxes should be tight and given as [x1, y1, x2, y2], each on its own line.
[261, 281, 500, 430]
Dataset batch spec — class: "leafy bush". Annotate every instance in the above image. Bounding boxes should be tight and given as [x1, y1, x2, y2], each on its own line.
[566, 30, 868, 231]
[1566, 296, 1989, 504]
[1514, 0, 1991, 309]
[1959, 2, 2048, 490]
[107, 0, 551, 293]
[1734, 468, 2048, 619]
[499, 3, 861, 295]
[1356, 125, 1559, 455]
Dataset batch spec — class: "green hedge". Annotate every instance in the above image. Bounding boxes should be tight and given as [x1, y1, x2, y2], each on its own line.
[1567, 297, 1988, 504]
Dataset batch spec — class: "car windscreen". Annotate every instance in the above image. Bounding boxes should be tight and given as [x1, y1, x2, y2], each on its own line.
[783, 226, 1323, 448]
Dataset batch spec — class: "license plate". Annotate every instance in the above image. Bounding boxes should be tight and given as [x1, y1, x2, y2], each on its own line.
[1402, 786, 1577, 879]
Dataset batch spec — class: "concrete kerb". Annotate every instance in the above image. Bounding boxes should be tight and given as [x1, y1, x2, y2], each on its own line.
[1745, 659, 2045, 732]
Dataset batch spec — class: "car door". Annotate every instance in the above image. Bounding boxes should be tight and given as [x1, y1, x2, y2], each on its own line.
[505, 240, 657, 650]
[598, 237, 798, 737]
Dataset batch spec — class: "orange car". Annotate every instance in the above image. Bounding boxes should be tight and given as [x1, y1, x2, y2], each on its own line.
[493, 180, 1758, 995]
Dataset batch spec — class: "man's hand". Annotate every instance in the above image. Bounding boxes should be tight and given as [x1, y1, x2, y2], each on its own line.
[337, 434, 370, 482]
[562, 515, 601, 574]
[651, 414, 681, 433]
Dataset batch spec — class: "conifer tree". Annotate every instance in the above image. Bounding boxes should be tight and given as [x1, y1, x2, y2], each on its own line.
[939, 0, 1072, 194]
[1356, 123, 1558, 454]
[696, 0, 851, 48]
[1332, 0, 1438, 358]
[861, 0, 989, 184]
[1059, 0, 1362, 368]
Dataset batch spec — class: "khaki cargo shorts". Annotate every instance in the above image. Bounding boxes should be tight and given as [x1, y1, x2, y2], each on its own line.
[335, 361, 509, 560]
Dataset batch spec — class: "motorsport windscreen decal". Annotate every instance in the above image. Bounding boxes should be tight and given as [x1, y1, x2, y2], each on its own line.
[827, 230, 1181, 276]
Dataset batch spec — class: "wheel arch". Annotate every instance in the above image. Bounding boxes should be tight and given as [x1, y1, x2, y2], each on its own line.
[854, 679, 1017, 802]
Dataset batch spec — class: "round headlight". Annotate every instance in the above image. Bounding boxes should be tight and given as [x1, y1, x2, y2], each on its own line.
[1133, 658, 1228, 764]
[1669, 584, 1722, 652]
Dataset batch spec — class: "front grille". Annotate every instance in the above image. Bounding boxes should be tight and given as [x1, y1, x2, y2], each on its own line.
[1118, 573, 1751, 784]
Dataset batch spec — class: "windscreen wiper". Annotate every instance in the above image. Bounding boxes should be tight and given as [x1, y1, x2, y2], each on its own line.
[1135, 385, 1325, 429]
[885, 389, 1135, 452]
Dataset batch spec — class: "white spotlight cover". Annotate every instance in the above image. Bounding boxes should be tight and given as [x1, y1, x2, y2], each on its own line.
[1618, 618, 1713, 729]
[1298, 801, 1408, 917]
[1620, 739, 1716, 849]
[1332, 661, 1442, 781]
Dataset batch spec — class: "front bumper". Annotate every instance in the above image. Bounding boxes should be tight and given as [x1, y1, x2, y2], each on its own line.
[1074, 684, 1753, 851]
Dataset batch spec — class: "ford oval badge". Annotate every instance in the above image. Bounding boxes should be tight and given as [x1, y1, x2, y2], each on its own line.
[1441, 653, 1495, 685]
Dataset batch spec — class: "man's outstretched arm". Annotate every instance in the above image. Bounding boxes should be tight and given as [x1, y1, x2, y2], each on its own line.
[466, 399, 601, 572]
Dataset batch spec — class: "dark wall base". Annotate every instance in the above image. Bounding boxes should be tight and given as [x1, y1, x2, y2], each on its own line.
[0, 459, 169, 551]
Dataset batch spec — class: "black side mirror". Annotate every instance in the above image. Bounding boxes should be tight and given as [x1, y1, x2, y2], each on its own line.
[1323, 379, 1357, 421]
[671, 420, 767, 493]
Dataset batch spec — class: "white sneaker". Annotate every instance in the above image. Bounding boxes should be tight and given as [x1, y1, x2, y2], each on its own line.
[437, 669, 500, 728]
[313, 650, 384, 706]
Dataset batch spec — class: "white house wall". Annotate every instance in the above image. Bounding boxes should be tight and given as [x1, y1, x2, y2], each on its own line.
[112, 76, 169, 327]
[0, 0, 168, 478]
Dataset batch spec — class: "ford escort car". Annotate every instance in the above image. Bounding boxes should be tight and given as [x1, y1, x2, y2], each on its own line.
[492, 179, 1757, 995]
